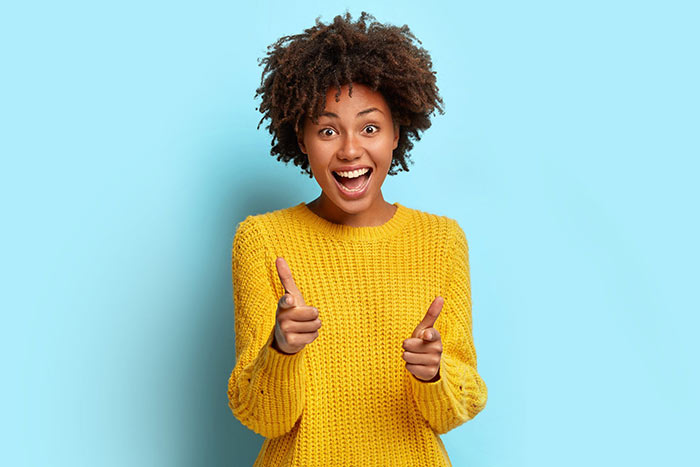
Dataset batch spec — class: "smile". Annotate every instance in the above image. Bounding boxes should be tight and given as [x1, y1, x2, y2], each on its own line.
[332, 168, 372, 198]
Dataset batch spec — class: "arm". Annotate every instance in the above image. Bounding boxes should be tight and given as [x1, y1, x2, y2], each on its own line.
[409, 220, 488, 434]
[226, 217, 307, 438]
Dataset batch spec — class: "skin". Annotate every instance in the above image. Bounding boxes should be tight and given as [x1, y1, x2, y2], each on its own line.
[297, 82, 400, 228]
[272, 82, 443, 382]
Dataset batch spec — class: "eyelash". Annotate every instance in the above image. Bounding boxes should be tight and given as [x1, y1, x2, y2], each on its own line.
[318, 124, 379, 137]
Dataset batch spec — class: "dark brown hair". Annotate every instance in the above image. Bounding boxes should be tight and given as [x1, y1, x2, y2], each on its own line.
[255, 11, 444, 178]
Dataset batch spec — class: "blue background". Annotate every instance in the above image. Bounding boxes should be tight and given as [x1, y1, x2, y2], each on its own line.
[2, 1, 698, 465]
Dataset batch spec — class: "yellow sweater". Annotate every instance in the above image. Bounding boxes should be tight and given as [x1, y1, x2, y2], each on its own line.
[227, 201, 488, 467]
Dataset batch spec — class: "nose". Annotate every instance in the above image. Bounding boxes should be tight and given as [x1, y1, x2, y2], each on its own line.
[337, 132, 362, 161]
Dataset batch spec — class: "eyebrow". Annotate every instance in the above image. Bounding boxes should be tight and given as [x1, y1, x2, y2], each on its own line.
[319, 107, 384, 118]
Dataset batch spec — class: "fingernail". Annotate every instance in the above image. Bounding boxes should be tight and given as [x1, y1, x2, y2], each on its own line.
[424, 331, 431, 339]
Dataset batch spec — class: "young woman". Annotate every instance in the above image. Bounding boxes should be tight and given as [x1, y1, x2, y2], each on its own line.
[227, 11, 488, 466]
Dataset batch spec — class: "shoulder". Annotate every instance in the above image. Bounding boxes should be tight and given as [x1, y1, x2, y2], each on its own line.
[233, 204, 301, 251]
[398, 203, 466, 246]
[234, 204, 300, 238]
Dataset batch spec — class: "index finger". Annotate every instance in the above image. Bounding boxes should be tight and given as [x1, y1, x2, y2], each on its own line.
[276, 257, 302, 298]
[418, 296, 444, 330]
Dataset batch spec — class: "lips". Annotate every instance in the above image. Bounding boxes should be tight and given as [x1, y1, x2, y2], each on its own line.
[331, 168, 372, 199]
[332, 165, 372, 173]
[332, 166, 372, 184]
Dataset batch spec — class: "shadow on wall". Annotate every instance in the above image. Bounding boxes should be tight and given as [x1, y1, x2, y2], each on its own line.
[183, 159, 306, 466]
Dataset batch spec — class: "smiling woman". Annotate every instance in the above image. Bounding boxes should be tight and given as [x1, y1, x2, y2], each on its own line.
[228, 10, 488, 467]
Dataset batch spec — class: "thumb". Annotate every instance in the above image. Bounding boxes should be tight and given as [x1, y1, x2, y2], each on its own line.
[281, 294, 294, 307]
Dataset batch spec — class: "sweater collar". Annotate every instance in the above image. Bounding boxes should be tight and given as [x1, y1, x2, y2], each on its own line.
[292, 201, 411, 241]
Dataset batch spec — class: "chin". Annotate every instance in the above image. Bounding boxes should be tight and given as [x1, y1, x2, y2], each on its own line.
[329, 191, 374, 211]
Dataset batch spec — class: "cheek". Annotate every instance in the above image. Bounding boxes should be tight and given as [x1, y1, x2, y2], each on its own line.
[376, 133, 397, 150]
[306, 138, 333, 156]
[306, 152, 333, 178]
[371, 138, 396, 164]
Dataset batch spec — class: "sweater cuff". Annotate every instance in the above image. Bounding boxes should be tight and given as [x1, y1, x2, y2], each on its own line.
[409, 353, 465, 408]
[257, 329, 307, 379]
[409, 360, 452, 404]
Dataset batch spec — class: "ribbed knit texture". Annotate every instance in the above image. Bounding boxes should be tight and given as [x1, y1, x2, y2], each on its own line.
[227, 201, 488, 467]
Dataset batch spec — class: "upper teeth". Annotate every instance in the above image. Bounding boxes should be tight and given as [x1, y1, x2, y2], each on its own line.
[335, 168, 370, 178]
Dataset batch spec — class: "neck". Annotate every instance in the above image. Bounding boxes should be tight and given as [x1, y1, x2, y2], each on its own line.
[307, 192, 396, 228]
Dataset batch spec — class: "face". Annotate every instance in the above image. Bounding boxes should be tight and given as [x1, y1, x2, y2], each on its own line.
[297, 83, 399, 215]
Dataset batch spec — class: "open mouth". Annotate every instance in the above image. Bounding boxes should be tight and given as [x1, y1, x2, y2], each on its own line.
[332, 168, 373, 193]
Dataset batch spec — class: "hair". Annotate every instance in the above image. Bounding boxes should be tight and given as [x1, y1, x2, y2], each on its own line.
[254, 10, 445, 178]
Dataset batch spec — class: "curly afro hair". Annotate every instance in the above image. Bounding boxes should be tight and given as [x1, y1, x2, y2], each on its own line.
[254, 10, 445, 178]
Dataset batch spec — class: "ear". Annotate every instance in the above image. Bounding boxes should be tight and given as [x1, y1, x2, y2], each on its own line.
[297, 117, 308, 154]
[392, 121, 400, 150]
[297, 130, 307, 154]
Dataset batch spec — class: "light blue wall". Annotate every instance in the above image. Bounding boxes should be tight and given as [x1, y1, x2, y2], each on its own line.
[2, 1, 698, 465]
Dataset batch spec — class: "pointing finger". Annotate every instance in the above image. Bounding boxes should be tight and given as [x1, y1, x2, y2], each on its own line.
[276, 257, 305, 305]
[412, 296, 444, 339]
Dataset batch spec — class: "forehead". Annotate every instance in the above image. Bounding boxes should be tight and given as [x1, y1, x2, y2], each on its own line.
[320, 83, 390, 114]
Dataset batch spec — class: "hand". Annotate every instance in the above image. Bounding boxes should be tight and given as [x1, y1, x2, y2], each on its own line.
[402, 296, 444, 382]
[272, 257, 322, 355]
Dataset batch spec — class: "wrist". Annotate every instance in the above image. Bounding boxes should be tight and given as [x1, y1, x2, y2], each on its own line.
[271, 333, 297, 355]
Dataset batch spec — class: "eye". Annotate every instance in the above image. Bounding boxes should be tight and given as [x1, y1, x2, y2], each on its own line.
[319, 128, 336, 137]
[364, 124, 379, 135]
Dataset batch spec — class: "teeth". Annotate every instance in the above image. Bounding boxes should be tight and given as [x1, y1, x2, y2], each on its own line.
[334, 167, 370, 178]
[336, 170, 371, 192]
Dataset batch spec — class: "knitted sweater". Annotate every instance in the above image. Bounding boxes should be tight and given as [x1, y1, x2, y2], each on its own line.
[227, 201, 488, 467]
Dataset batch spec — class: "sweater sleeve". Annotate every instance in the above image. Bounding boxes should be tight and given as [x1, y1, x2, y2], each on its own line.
[226, 216, 307, 438]
[409, 220, 488, 434]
